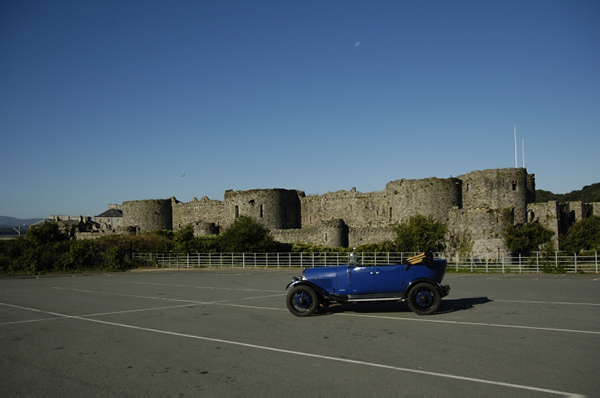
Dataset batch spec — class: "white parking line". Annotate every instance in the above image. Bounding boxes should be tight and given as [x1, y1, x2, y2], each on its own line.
[0, 303, 204, 325]
[0, 302, 583, 397]
[52, 287, 227, 305]
[132, 281, 281, 293]
[240, 293, 285, 300]
[337, 313, 600, 335]
[493, 299, 600, 306]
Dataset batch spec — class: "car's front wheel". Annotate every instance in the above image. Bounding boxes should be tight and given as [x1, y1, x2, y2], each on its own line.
[407, 282, 441, 315]
[286, 285, 319, 317]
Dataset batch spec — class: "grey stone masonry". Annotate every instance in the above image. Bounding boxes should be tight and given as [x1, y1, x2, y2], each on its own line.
[109, 167, 597, 250]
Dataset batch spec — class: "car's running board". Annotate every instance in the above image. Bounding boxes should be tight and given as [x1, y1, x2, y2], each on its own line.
[347, 297, 404, 302]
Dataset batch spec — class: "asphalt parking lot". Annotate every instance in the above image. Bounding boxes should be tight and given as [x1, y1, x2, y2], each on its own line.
[1, 269, 598, 396]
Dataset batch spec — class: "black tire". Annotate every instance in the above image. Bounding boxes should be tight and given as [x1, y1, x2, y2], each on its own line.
[286, 285, 319, 317]
[407, 282, 441, 315]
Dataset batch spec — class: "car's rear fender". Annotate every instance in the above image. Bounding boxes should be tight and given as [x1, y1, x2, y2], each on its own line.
[404, 278, 449, 299]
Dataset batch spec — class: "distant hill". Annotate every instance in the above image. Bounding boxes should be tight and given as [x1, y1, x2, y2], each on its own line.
[0, 216, 45, 232]
[536, 183, 600, 203]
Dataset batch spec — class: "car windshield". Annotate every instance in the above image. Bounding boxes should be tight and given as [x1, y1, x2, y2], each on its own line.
[348, 252, 358, 267]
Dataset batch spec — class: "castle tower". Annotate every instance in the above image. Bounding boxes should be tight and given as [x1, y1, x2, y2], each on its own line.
[319, 219, 348, 248]
[224, 189, 303, 230]
[122, 199, 173, 232]
[459, 168, 531, 224]
[385, 177, 462, 224]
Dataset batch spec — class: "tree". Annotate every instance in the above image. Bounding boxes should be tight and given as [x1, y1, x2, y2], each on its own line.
[502, 221, 554, 254]
[219, 216, 277, 253]
[173, 224, 195, 253]
[26, 222, 68, 246]
[392, 215, 447, 253]
[561, 215, 600, 253]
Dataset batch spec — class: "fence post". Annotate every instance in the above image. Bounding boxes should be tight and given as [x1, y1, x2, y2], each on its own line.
[555, 251, 558, 270]
[574, 253, 577, 273]
[502, 252, 505, 273]
[456, 253, 459, 272]
[596, 251, 598, 274]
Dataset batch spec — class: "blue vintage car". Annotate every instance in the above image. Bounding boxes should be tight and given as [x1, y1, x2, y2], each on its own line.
[285, 252, 450, 316]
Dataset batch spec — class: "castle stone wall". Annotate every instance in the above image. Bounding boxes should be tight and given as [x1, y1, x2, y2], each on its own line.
[348, 227, 396, 247]
[172, 196, 226, 231]
[448, 207, 514, 252]
[528, 201, 560, 249]
[271, 227, 318, 246]
[301, 189, 388, 229]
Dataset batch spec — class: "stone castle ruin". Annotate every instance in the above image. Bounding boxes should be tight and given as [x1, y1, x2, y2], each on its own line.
[87, 167, 599, 252]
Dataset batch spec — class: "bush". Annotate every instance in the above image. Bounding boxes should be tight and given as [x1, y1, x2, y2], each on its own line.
[25, 222, 68, 246]
[62, 239, 102, 271]
[538, 242, 566, 274]
[220, 216, 277, 253]
[392, 215, 447, 253]
[173, 224, 196, 253]
[561, 215, 600, 253]
[503, 221, 554, 254]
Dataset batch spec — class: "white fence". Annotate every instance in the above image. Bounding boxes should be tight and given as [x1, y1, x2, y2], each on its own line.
[132, 251, 599, 273]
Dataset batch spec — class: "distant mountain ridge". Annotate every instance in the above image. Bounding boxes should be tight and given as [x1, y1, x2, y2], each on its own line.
[0, 216, 45, 229]
[536, 183, 600, 203]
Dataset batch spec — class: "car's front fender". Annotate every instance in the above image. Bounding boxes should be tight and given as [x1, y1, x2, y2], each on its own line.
[285, 276, 303, 290]
[286, 279, 332, 300]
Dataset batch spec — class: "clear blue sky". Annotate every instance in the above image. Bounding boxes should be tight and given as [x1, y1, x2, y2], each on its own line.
[1, 0, 599, 219]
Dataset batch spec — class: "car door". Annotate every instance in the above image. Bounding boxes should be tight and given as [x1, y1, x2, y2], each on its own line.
[373, 264, 404, 293]
[336, 266, 375, 294]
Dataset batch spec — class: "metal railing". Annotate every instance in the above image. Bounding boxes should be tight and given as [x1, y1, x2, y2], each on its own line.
[443, 251, 599, 273]
[132, 251, 599, 273]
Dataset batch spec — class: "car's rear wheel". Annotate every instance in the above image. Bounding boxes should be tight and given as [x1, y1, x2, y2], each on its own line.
[286, 285, 319, 317]
[407, 282, 441, 315]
